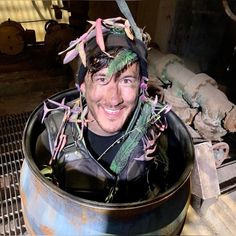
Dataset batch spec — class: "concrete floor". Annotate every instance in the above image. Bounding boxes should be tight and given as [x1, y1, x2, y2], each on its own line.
[0, 90, 60, 116]
[0, 45, 71, 116]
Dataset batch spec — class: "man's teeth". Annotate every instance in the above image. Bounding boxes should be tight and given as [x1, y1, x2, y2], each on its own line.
[104, 108, 120, 114]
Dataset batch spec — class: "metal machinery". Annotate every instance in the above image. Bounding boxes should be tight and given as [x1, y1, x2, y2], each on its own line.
[148, 47, 236, 210]
[0, 19, 35, 55]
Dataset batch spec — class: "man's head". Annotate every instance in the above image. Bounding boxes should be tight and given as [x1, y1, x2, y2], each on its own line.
[80, 48, 141, 136]
[62, 17, 150, 136]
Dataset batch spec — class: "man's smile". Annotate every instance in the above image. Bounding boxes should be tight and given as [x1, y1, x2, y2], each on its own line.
[81, 63, 140, 135]
[102, 107, 123, 117]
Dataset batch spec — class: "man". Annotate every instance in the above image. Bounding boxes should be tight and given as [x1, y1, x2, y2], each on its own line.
[36, 17, 171, 203]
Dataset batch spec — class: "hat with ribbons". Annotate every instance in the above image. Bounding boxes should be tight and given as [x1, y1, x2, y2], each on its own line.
[59, 17, 151, 86]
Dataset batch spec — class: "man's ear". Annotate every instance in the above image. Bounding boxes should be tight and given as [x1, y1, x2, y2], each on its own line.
[80, 82, 85, 95]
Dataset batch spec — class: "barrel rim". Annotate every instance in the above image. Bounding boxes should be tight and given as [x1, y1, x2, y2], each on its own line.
[21, 88, 194, 210]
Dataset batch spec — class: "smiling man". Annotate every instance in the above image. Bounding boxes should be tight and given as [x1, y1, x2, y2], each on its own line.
[81, 54, 140, 136]
[36, 18, 171, 203]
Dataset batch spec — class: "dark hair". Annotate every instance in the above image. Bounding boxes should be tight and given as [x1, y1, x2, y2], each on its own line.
[88, 48, 139, 76]
[77, 33, 148, 85]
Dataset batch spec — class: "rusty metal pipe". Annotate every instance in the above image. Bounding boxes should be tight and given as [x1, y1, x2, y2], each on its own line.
[148, 49, 236, 140]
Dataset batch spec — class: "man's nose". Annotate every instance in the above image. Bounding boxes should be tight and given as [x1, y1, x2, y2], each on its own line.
[106, 81, 123, 105]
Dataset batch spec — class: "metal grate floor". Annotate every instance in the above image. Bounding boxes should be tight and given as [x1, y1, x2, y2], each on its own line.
[0, 112, 31, 236]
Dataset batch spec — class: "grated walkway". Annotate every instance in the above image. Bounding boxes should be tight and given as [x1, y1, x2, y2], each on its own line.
[0, 112, 30, 236]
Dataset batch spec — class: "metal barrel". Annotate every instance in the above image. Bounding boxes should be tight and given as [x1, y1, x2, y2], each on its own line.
[20, 88, 194, 235]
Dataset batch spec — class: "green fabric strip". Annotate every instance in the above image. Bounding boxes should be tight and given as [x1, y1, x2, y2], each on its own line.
[110, 102, 152, 174]
[107, 49, 137, 78]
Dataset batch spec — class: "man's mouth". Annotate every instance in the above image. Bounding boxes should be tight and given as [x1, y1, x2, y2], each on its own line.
[103, 107, 121, 115]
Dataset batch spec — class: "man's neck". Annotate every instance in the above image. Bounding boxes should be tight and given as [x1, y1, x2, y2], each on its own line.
[83, 127, 123, 166]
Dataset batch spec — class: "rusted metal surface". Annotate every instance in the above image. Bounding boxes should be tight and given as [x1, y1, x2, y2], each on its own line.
[0, 112, 30, 236]
[224, 107, 236, 133]
[191, 142, 220, 200]
[0, 20, 25, 55]
[20, 88, 194, 235]
[212, 142, 230, 167]
[148, 49, 236, 141]
[20, 159, 191, 235]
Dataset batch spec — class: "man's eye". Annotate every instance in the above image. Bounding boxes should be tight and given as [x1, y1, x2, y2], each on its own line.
[120, 77, 136, 85]
[93, 77, 108, 84]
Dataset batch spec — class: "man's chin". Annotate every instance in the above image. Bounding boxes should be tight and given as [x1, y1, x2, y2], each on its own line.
[98, 122, 123, 135]
[101, 126, 121, 135]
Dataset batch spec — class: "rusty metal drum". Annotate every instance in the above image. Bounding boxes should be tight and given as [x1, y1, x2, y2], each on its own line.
[20, 88, 194, 235]
[0, 20, 25, 55]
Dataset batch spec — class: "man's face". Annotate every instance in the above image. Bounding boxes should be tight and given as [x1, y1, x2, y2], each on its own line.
[80, 63, 140, 136]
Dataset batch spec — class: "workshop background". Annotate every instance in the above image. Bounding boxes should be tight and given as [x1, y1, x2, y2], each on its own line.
[1, 0, 236, 235]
